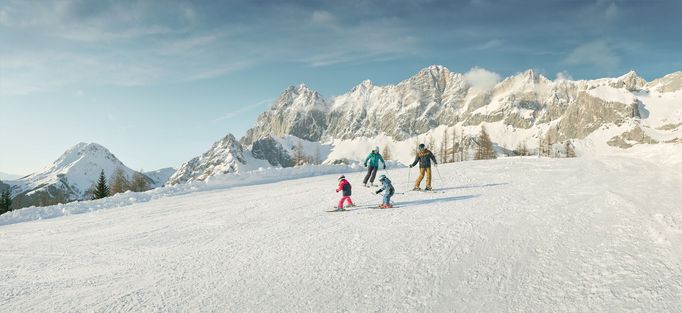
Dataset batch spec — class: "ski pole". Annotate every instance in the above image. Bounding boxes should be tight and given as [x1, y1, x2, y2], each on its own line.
[407, 166, 412, 190]
[435, 164, 444, 185]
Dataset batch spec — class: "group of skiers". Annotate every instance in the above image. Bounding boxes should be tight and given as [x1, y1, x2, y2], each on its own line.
[334, 143, 438, 211]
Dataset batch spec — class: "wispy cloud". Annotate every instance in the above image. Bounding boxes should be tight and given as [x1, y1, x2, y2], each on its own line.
[562, 40, 620, 71]
[0, 1, 420, 96]
[212, 98, 275, 123]
[474, 39, 503, 50]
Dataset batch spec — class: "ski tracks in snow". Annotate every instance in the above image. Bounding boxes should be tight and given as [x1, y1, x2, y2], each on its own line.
[1, 157, 681, 312]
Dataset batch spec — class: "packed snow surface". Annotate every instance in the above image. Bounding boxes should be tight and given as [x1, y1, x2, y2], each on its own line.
[1, 154, 681, 312]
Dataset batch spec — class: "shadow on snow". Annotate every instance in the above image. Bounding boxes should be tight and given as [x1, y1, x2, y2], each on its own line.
[398, 194, 480, 207]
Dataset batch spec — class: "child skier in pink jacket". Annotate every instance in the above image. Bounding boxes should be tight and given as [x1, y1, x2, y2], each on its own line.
[335, 175, 355, 210]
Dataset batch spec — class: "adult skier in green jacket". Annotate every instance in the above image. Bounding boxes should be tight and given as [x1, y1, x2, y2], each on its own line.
[363, 146, 386, 187]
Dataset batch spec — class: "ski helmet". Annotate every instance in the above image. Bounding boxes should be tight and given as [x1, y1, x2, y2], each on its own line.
[378, 174, 386, 181]
[418, 143, 425, 150]
[373, 146, 380, 153]
[338, 175, 345, 181]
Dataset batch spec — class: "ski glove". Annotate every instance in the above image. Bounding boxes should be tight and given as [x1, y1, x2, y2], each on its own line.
[409, 165, 414, 168]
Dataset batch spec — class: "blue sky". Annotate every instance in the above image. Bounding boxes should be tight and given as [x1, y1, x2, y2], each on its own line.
[1, 0, 681, 175]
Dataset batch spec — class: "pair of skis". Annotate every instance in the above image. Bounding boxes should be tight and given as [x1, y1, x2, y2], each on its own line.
[326, 204, 398, 212]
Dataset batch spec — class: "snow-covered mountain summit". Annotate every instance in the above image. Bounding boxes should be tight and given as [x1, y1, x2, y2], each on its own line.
[167, 134, 269, 185]
[242, 84, 328, 145]
[242, 66, 682, 152]
[11, 142, 140, 207]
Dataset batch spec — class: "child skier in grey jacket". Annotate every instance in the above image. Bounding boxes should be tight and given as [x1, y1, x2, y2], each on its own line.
[375, 174, 395, 209]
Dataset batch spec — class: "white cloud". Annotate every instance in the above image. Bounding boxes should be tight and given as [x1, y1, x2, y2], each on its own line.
[311, 10, 337, 26]
[555, 71, 573, 81]
[562, 40, 620, 70]
[464, 67, 501, 91]
[0, 1, 420, 96]
[605, 2, 619, 20]
[474, 39, 503, 50]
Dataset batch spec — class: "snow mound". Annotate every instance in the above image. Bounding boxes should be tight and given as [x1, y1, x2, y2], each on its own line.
[0, 163, 381, 226]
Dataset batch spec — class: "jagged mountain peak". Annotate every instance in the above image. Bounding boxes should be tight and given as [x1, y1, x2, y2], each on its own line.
[350, 79, 375, 93]
[610, 70, 647, 91]
[167, 133, 247, 185]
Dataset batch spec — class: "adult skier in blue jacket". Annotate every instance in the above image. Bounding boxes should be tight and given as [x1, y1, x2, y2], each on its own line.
[363, 146, 386, 187]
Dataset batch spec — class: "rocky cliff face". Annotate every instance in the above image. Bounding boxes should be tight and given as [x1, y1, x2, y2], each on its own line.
[167, 134, 247, 185]
[241, 66, 675, 151]
[242, 85, 328, 145]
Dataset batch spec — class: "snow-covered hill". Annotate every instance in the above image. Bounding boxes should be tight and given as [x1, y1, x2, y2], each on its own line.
[1, 148, 680, 312]
[9, 143, 145, 208]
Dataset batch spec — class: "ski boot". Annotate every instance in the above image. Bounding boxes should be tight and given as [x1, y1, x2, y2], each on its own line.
[425, 187, 433, 191]
[412, 187, 422, 191]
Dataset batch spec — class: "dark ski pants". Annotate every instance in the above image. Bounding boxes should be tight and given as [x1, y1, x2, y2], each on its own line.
[363, 166, 378, 184]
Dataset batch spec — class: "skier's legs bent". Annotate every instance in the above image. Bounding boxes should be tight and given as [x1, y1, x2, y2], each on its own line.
[338, 196, 353, 209]
[383, 192, 392, 205]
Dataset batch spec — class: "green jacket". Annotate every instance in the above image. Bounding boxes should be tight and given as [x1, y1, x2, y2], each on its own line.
[364, 152, 385, 168]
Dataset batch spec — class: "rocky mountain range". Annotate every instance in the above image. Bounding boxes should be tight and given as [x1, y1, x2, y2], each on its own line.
[6, 66, 682, 201]
[167, 66, 681, 185]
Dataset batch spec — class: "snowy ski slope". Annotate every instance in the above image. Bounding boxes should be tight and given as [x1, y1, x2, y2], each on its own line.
[1, 153, 681, 312]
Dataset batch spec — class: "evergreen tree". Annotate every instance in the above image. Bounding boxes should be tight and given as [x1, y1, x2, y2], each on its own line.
[0, 189, 12, 214]
[92, 170, 110, 200]
[475, 126, 496, 160]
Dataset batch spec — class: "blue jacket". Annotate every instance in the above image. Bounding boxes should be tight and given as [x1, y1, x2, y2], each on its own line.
[377, 177, 394, 195]
[364, 152, 385, 168]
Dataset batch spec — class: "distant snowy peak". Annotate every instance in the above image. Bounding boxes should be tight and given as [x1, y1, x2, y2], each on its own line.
[144, 167, 176, 188]
[22, 142, 131, 188]
[11, 142, 141, 206]
[167, 134, 246, 185]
